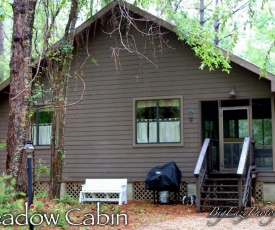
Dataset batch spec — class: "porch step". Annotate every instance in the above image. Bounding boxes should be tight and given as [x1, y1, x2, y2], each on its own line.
[201, 198, 239, 201]
[209, 172, 239, 178]
[201, 191, 239, 194]
[206, 178, 238, 181]
[202, 184, 239, 188]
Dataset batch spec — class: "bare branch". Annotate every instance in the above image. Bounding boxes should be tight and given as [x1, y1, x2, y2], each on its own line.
[102, 5, 174, 71]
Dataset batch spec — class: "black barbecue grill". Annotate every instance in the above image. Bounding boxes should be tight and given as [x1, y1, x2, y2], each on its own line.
[145, 161, 182, 203]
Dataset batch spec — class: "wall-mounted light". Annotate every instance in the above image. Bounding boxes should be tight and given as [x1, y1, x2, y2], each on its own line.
[229, 86, 236, 97]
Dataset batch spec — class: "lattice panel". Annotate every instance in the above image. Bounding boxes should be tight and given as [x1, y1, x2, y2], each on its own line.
[65, 182, 119, 199]
[133, 181, 187, 201]
[66, 182, 83, 199]
[255, 182, 263, 203]
[133, 182, 152, 200]
[32, 181, 264, 202]
[86, 193, 119, 198]
[180, 182, 188, 195]
[34, 182, 49, 197]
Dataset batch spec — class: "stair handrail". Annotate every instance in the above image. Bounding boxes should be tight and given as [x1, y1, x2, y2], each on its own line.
[194, 138, 211, 176]
[194, 138, 210, 212]
[237, 137, 252, 208]
[242, 165, 256, 207]
[237, 137, 251, 176]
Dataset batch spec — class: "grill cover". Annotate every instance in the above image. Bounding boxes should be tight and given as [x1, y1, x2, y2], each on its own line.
[145, 161, 182, 191]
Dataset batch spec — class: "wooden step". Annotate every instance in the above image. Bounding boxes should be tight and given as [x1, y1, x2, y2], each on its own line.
[202, 184, 239, 187]
[201, 191, 239, 194]
[201, 198, 239, 201]
[206, 178, 238, 181]
[209, 172, 238, 178]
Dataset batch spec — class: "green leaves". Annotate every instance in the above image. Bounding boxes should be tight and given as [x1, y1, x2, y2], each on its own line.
[0, 173, 26, 216]
[173, 11, 231, 73]
[0, 140, 6, 150]
[91, 57, 98, 65]
[133, 0, 274, 75]
[0, 8, 5, 21]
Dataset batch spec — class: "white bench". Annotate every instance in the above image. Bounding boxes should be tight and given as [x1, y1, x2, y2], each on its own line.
[79, 179, 127, 205]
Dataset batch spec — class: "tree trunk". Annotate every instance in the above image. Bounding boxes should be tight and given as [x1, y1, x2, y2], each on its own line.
[6, 0, 37, 193]
[49, 0, 79, 199]
[213, 0, 220, 45]
[199, 0, 205, 26]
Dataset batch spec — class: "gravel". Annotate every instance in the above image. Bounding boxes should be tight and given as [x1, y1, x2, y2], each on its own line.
[136, 215, 275, 230]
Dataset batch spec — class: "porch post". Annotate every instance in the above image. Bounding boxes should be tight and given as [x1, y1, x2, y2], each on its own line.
[238, 176, 242, 209]
[195, 176, 201, 212]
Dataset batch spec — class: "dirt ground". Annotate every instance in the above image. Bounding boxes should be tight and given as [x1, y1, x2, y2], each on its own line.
[31, 200, 275, 230]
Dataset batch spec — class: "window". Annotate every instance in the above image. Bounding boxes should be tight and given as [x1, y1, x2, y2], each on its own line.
[252, 98, 272, 169]
[134, 97, 182, 145]
[32, 108, 53, 146]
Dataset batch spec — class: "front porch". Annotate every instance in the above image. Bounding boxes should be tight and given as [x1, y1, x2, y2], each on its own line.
[194, 98, 274, 211]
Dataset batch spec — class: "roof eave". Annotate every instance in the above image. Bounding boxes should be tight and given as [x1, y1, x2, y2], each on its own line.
[0, 78, 10, 93]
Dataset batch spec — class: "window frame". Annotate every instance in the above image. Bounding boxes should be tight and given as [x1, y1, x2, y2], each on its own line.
[31, 106, 53, 146]
[133, 96, 184, 147]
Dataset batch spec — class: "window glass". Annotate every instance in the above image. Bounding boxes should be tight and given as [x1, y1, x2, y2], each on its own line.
[32, 108, 53, 146]
[159, 99, 180, 120]
[135, 98, 181, 144]
[252, 98, 272, 169]
[136, 100, 156, 121]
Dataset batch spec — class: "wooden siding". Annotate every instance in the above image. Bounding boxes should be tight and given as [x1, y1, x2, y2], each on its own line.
[257, 171, 275, 183]
[0, 92, 51, 178]
[63, 20, 272, 183]
[0, 17, 273, 184]
[0, 94, 9, 173]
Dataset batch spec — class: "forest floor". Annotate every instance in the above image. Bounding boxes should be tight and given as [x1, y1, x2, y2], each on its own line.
[8, 199, 275, 230]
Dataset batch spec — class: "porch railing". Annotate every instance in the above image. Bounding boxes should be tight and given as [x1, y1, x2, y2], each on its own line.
[194, 137, 256, 211]
[237, 137, 256, 208]
[194, 138, 211, 212]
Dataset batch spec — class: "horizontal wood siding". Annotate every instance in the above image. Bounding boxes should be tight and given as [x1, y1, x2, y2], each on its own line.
[0, 94, 9, 173]
[257, 171, 275, 183]
[0, 94, 51, 178]
[0, 16, 273, 185]
[63, 19, 272, 183]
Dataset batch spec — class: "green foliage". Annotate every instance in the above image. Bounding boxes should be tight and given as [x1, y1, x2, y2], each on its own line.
[112, 205, 119, 215]
[173, 12, 231, 73]
[133, 0, 274, 75]
[236, 2, 275, 76]
[61, 43, 74, 53]
[0, 173, 26, 216]
[0, 8, 4, 21]
[0, 0, 12, 83]
[35, 190, 49, 199]
[35, 159, 50, 181]
[0, 140, 6, 150]
[50, 202, 70, 229]
[28, 82, 44, 104]
[59, 194, 79, 205]
[91, 57, 98, 65]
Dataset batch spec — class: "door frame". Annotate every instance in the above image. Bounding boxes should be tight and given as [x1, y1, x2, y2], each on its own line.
[219, 106, 252, 171]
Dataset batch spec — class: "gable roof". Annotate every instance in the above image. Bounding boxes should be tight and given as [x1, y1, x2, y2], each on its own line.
[1, 0, 275, 92]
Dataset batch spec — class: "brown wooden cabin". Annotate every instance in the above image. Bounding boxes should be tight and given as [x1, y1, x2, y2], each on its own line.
[0, 2, 275, 211]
